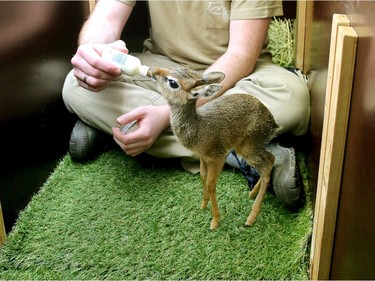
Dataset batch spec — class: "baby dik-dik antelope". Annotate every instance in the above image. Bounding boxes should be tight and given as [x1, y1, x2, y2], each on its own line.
[148, 67, 279, 230]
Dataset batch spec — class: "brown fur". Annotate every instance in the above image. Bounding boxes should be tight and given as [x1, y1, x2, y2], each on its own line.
[148, 66, 278, 229]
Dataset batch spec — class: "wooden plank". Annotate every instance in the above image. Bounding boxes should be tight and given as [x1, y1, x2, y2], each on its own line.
[295, 0, 307, 71]
[310, 15, 350, 278]
[310, 15, 351, 277]
[301, 0, 313, 73]
[295, 0, 313, 73]
[310, 24, 357, 280]
[0, 202, 6, 247]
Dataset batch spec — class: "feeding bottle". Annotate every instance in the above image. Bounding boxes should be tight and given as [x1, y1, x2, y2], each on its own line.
[101, 48, 150, 77]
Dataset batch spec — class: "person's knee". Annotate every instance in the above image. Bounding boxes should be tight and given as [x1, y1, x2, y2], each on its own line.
[258, 70, 310, 136]
[284, 76, 310, 136]
[62, 69, 78, 113]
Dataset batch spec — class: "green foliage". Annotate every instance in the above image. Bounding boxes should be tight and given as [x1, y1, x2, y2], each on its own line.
[268, 18, 296, 67]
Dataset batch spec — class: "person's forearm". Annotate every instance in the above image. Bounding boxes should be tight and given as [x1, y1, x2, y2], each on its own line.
[78, 0, 132, 45]
[205, 19, 270, 94]
[196, 18, 270, 108]
[79, 17, 120, 45]
[205, 50, 255, 95]
[70, 0, 133, 92]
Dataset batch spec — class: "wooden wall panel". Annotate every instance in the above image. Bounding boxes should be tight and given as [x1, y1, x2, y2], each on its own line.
[306, 1, 375, 278]
[310, 19, 357, 279]
[330, 2, 375, 279]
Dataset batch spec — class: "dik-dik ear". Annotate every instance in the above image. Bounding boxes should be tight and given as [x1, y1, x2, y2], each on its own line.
[202, 71, 225, 84]
[190, 83, 222, 99]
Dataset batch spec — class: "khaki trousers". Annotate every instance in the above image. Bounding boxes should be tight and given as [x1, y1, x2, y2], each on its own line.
[63, 52, 310, 163]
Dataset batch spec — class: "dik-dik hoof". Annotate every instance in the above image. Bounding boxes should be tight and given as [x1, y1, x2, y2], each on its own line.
[210, 219, 219, 230]
[245, 220, 254, 227]
[246, 212, 258, 226]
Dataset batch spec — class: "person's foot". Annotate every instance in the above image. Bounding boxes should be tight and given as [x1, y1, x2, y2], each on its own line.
[226, 149, 260, 191]
[69, 120, 111, 162]
[266, 143, 305, 210]
[226, 144, 305, 210]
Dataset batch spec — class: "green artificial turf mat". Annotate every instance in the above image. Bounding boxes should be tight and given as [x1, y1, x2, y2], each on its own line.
[0, 150, 312, 280]
[0, 18, 311, 279]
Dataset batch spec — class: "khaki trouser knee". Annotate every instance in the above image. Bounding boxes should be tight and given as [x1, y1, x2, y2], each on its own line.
[62, 54, 310, 169]
[225, 59, 310, 136]
[62, 68, 196, 160]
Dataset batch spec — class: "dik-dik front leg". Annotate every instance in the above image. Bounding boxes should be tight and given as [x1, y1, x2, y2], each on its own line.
[201, 158, 225, 230]
[200, 158, 210, 209]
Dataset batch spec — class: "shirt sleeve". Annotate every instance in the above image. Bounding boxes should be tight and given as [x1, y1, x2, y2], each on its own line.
[115, 0, 136, 8]
[230, 0, 283, 20]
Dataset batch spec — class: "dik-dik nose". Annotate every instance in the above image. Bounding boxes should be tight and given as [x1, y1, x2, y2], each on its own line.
[147, 67, 167, 80]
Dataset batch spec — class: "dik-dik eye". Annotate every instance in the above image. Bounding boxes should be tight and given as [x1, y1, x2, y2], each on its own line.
[165, 77, 180, 89]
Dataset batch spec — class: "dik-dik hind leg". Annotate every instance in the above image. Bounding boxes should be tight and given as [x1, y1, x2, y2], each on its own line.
[204, 158, 225, 230]
[200, 158, 210, 209]
[236, 146, 263, 199]
[242, 149, 274, 226]
[245, 176, 270, 226]
[249, 179, 261, 199]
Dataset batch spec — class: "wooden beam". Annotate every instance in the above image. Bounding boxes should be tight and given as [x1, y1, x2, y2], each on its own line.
[295, 0, 313, 73]
[295, 0, 307, 71]
[0, 202, 6, 247]
[311, 17, 351, 271]
[310, 15, 357, 279]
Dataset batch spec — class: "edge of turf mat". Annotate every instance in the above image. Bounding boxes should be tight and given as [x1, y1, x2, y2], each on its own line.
[0, 150, 312, 280]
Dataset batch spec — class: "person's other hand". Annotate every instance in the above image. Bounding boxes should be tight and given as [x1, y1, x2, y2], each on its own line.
[112, 105, 170, 157]
[71, 40, 128, 92]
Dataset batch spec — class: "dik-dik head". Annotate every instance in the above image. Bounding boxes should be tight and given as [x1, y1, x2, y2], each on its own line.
[148, 67, 225, 106]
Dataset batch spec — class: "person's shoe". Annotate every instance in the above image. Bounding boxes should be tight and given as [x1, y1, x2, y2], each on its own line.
[266, 143, 305, 210]
[226, 149, 260, 191]
[69, 120, 110, 162]
[226, 144, 305, 210]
